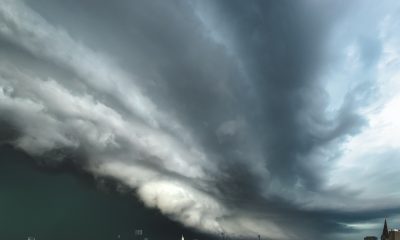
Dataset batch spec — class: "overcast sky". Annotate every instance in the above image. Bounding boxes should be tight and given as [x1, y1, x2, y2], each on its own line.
[1, 0, 400, 239]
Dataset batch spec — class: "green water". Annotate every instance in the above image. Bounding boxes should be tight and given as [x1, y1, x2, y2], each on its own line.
[0, 146, 210, 240]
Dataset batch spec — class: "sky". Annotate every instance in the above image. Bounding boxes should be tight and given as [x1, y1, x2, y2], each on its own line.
[1, 0, 400, 239]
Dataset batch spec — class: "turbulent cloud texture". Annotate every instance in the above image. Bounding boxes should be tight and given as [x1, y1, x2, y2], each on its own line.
[1, 0, 400, 239]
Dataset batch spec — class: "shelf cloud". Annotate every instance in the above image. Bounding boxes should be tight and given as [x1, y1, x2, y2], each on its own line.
[1, 0, 400, 239]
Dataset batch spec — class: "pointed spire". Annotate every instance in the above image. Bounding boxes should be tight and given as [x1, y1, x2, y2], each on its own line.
[381, 218, 389, 240]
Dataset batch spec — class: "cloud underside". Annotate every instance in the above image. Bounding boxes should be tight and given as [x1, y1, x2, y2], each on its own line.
[1, 0, 400, 239]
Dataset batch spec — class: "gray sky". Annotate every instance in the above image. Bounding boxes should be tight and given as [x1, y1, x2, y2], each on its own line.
[1, 0, 400, 239]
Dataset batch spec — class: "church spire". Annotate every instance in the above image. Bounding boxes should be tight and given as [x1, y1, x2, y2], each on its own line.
[381, 218, 389, 240]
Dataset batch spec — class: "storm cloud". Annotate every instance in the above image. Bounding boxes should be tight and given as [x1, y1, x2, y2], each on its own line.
[1, 0, 400, 239]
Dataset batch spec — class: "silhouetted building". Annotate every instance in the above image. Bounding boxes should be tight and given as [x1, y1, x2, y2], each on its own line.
[380, 219, 400, 240]
[364, 236, 378, 240]
[365, 237, 378, 240]
[388, 229, 400, 240]
[382, 219, 390, 240]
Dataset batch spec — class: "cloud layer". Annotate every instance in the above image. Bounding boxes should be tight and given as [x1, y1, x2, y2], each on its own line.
[1, 0, 400, 239]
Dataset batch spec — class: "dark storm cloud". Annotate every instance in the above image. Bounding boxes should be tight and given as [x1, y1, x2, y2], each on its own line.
[1, 0, 400, 239]
[218, 0, 368, 188]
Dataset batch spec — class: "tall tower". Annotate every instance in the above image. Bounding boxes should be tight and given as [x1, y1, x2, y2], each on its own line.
[381, 218, 389, 240]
